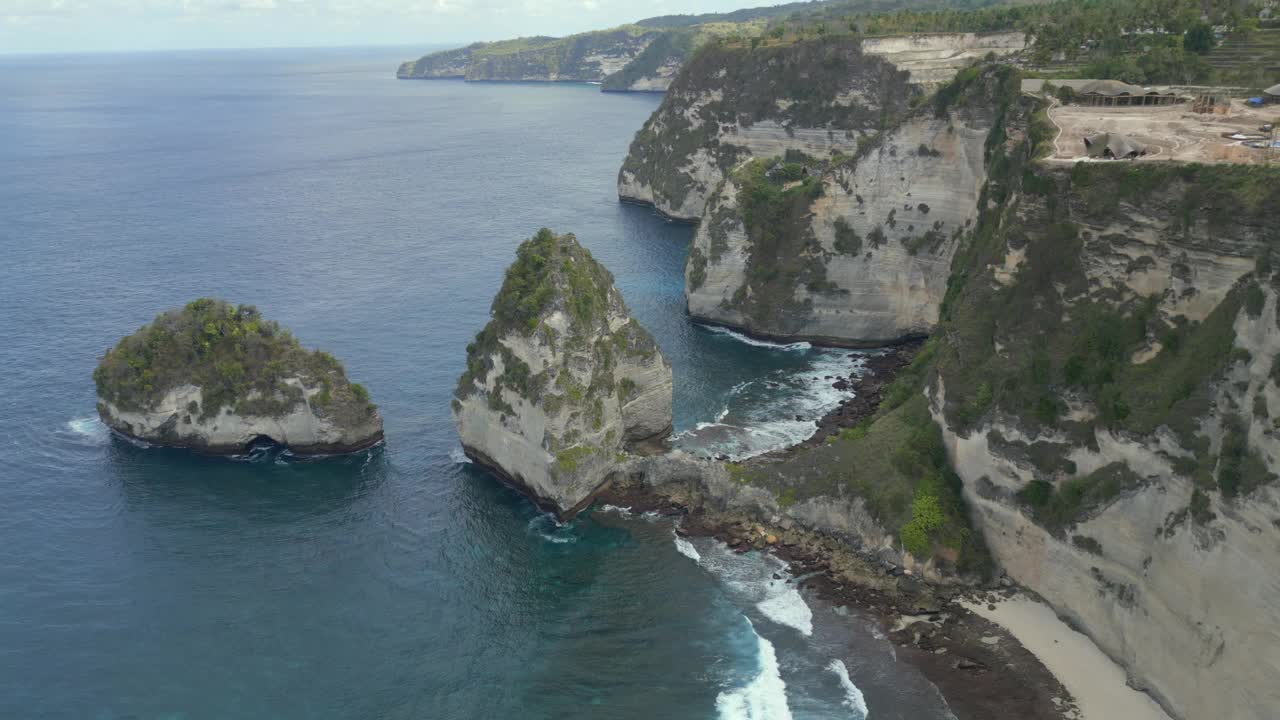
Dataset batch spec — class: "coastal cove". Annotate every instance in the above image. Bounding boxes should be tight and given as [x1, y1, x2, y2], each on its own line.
[0, 47, 959, 719]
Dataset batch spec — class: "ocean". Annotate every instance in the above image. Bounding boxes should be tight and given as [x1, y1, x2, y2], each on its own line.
[0, 46, 956, 719]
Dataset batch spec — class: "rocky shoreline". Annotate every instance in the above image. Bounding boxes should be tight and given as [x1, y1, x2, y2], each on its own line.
[777, 339, 924, 454]
[594, 480, 1077, 720]
[589, 336, 1080, 720]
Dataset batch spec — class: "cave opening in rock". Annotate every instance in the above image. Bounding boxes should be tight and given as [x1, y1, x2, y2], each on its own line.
[244, 434, 284, 454]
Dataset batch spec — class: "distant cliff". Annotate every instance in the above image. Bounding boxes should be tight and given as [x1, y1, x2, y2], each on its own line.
[617, 32, 1025, 221]
[684, 63, 1015, 346]
[397, 25, 724, 91]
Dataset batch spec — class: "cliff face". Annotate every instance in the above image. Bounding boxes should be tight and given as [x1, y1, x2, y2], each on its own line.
[465, 29, 661, 82]
[396, 43, 480, 79]
[599, 29, 699, 92]
[624, 53, 1280, 716]
[452, 229, 673, 516]
[616, 32, 1026, 222]
[397, 29, 662, 84]
[927, 161, 1280, 720]
[684, 67, 1012, 345]
[860, 31, 1026, 85]
[618, 37, 918, 222]
[99, 383, 383, 455]
[94, 299, 383, 455]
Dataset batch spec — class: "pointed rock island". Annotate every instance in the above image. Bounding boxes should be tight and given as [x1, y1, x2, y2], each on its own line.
[94, 298, 383, 454]
[453, 228, 673, 516]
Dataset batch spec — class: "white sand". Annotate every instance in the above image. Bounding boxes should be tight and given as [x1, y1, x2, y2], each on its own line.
[963, 595, 1172, 720]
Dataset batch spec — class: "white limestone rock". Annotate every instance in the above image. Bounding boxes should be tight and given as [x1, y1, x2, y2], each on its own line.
[452, 229, 673, 516]
[94, 299, 383, 455]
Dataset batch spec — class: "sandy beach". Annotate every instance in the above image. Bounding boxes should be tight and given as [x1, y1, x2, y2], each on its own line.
[964, 595, 1173, 720]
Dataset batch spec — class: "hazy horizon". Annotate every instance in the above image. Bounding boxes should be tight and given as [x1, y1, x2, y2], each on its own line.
[0, 0, 781, 55]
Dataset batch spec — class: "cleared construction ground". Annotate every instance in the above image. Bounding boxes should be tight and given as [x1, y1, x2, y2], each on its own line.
[1042, 97, 1278, 165]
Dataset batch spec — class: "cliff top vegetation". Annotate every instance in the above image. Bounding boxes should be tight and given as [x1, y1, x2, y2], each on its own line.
[94, 298, 375, 422]
[457, 229, 662, 412]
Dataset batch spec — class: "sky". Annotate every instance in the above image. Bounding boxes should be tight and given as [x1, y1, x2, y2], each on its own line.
[0, 0, 774, 54]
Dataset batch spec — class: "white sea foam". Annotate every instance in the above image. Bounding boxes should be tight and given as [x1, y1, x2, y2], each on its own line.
[680, 538, 814, 637]
[448, 447, 472, 464]
[716, 619, 794, 720]
[674, 535, 702, 562]
[827, 659, 870, 718]
[675, 348, 869, 460]
[699, 324, 812, 351]
[756, 583, 814, 637]
[66, 417, 108, 442]
[599, 504, 633, 516]
[527, 514, 576, 543]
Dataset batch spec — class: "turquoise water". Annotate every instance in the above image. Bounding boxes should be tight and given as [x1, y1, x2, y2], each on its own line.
[0, 47, 955, 719]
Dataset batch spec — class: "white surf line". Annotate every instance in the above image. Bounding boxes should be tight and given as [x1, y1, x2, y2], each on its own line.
[697, 323, 812, 351]
[827, 659, 870, 719]
[716, 618, 795, 720]
[962, 595, 1171, 720]
[673, 534, 701, 562]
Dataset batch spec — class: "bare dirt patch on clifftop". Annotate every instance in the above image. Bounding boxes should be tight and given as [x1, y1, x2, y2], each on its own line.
[1046, 100, 1277, 165]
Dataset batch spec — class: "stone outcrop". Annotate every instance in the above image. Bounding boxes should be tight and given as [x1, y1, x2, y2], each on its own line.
[452, 229, 673, 516]
[684, 65, 1013, 345]
[616, 33, 1026, 222]
[94, 299, 383, 455]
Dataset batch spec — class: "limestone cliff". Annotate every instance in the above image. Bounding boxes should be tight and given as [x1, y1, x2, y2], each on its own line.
[396, 43, 477, 79]
[685, 65, 1014, 346]
[624, 60, 1280, 716]
[398, 28, 661, 84]
[926, 160, 1280, 720]
[452, 229, 673, 516]
[617, 32, 1025, 222]
[94, 299, 383, 455]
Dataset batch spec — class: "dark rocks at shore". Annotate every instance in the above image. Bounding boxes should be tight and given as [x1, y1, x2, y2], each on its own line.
[590, 478, 1076, 720]
[759, 339, 925, 462]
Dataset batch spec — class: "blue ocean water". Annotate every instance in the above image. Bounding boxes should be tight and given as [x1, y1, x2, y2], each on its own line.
[0, 47, 956, 719]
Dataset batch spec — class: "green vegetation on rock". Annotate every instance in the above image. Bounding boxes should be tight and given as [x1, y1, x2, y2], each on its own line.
[94, 298, 376, 423]
[1017, 463, 1143, 532]
[555, 445, 598, 473]
[620, 34, 916, 216]
[726, 157, 830, 327]
[456, 229, 664, 432]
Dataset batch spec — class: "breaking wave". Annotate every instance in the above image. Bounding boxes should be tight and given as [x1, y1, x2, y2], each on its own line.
[527, 514, 576, 544]
[715, 618, 794, 720]
[675, 351, 865, 460]
[674, 535, 701, 562]
[65, 417, 109, 443]
[828, 659, 870, 718]
[698, 324, 812, 351]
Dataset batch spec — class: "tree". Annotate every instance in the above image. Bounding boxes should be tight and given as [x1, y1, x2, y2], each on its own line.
[1183, 22, 1214, 54]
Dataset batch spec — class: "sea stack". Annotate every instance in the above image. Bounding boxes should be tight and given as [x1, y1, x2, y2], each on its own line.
[453, 228, 673, 516]
[94, 298, 383, 454]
